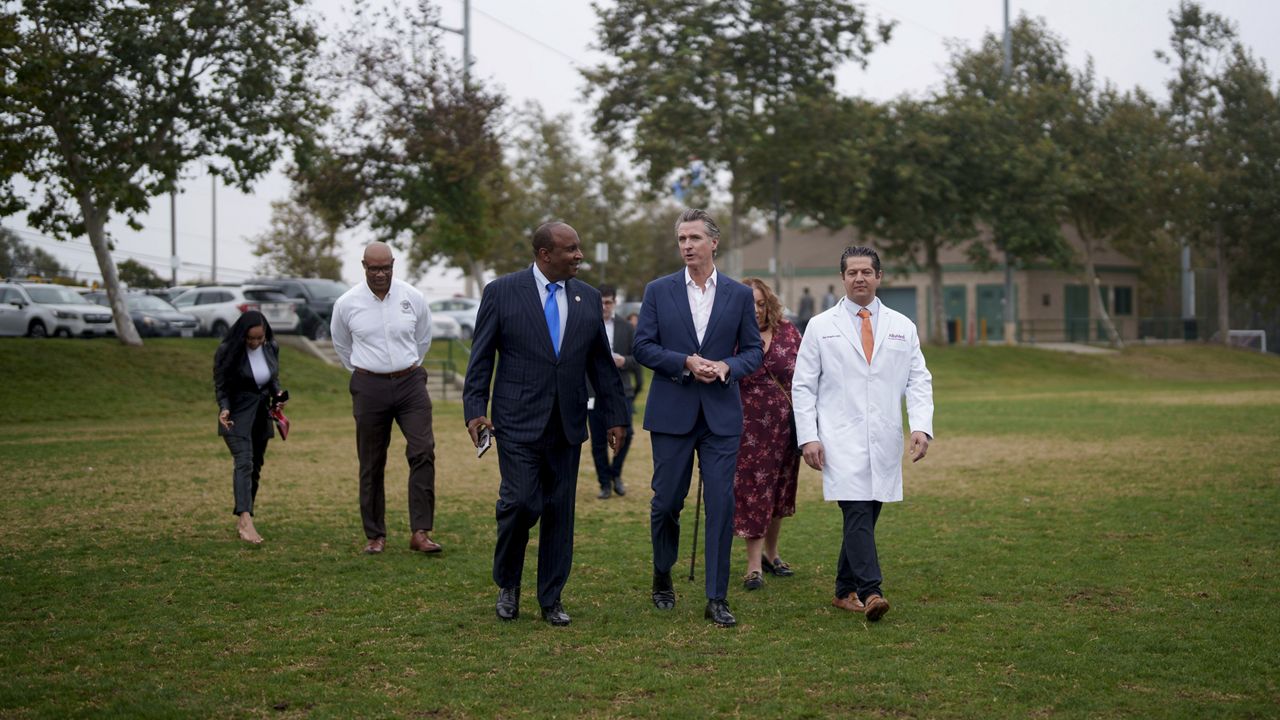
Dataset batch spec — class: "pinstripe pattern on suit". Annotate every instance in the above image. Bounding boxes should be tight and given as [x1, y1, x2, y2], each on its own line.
[464, 265, 628, 607]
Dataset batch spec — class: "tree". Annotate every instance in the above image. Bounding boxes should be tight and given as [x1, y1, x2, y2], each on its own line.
[250, 198, 344, 280]
[116, 258, 165, 289]
[1158, 1, 1280, 343]
[850, 98, 980, 345]
[943, 16, 1078, 341]
[1057, 65, 1174, 348]
[585, 0, 892, 257]
[304, 0, 507, 291]
[0, 1, 319, 345]
[0, 226, 65, 278]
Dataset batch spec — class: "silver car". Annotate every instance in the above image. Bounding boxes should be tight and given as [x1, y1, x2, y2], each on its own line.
[16, 283, 114, 337]
[428, 297, 480, 339]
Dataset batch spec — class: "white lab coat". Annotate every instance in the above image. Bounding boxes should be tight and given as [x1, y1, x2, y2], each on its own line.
[792, 297, 934, 502]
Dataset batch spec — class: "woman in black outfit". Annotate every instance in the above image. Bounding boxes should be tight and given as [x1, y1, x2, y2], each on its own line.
[214, 311, 285, 544]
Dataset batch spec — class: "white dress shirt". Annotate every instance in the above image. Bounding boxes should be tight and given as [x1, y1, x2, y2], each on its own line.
[532, 263, 567, 350]
[843, 295, 881, 340]
[330, 278, 432, 373]
[246, 345, 271, 387]
[684, 266, 718, 345]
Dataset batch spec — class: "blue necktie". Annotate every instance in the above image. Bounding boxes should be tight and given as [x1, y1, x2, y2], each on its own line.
[544, 282, 560, 357]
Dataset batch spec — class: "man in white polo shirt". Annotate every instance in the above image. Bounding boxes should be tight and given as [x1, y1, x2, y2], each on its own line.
[331, 242, 441, 556]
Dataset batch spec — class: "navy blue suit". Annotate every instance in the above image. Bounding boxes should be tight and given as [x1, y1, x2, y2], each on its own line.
[633, 270, 762, 601]
[464, 267, 627, 607]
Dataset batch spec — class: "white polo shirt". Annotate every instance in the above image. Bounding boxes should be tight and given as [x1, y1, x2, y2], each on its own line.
[330, 278, 432, 373]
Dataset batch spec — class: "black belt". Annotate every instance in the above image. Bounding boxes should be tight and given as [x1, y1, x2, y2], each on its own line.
[354, 366, 418, 379]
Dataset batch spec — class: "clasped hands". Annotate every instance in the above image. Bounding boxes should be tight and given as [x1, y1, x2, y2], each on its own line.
[685, 354, 729, 384]
[467, 416, 626, 453]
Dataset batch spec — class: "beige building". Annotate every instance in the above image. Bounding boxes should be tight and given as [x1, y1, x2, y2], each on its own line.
[737, 224, 1140, 345]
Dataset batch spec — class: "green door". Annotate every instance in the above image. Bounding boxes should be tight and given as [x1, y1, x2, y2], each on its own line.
[941, 286, 966, 343]
[975, 284, 1005, 342]
[1065, 285, 1089, 342]
[1096, 285, 1109, 340]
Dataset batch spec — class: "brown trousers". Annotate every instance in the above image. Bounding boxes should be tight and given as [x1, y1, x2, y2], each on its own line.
[350, 367, 436, 539]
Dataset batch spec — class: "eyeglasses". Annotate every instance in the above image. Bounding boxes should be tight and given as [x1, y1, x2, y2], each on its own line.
[364, 264, 393, 275]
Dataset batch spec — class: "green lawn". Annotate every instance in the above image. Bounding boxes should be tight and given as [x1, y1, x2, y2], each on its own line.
[0, 339, 1277, 718]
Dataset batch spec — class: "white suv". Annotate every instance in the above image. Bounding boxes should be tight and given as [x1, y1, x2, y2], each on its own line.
[0, 283, 60, 337]
[171, 285, 300, 337]
[0, 282, 114, 337]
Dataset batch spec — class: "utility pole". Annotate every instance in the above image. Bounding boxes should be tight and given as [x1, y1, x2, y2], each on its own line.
[211, 175, 217, 283]
[435, 0, 472, 86]
[1001, 0, 1017, 345]
[169, 192, 178, 286]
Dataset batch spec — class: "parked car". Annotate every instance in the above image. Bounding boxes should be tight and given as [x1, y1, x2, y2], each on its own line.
[616, 300, 643, 326]
[11, 283, 114, 337]
[249, 277, 349, 340]
[171, 285, 300, 337]
[431, 313, 462, 340]
[149, 286, 197, 305]
[84, 292, 199, 338]
[427, 297, 480, 339]
[0, 282, 60, 337]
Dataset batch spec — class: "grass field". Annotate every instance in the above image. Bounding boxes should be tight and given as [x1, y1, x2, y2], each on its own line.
[0, 339, 1277, 718]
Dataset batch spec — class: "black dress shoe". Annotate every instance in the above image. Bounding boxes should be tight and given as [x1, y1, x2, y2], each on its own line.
[496, 587, 520, 621]
[540, 602, 571, 626]
[597, 486, 611, 499]
[652, 570, 676, 610]
[705, 599, 737, 627]
[762, 555, 794, 577]
[612, 478, 626, 496]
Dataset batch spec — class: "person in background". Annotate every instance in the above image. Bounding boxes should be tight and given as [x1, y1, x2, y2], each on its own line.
[330, 242, 441, 557]
[792, 246, 934, 622]
[214, 310, 285, 545]
[797, 286, 815, 335]
[734, 278, 803, 591]
[821, 284, 838, 312]
[588, 284, 641, 500]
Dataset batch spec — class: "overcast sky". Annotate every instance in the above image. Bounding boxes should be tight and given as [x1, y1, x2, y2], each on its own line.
[6, 0, 1278, 295]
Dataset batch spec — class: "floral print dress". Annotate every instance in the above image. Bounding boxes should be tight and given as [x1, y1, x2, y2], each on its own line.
[733, 319, 802, 538]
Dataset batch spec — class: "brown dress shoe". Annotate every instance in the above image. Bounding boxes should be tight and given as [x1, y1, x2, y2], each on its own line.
[409, 530, 443, 554]
[863, 594, 890, 622]
[363, 537, 386, 555]
[832, 592, 866, 613]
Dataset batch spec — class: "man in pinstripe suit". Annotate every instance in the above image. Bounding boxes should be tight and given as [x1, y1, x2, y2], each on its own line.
[464, 221, 629, 626]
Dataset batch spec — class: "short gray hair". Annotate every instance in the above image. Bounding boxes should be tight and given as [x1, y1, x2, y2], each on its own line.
[673, 208, 721, 241]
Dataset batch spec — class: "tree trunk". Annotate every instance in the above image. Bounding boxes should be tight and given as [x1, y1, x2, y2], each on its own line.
[1077, 224, 1124, 349]
[77, 189, 143, 346]
[468, 255, 486, 295]
[1216, 231, 1230, 346]
[926, 240, 946, 346]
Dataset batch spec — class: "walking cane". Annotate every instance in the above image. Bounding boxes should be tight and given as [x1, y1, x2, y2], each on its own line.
[688, 471, 702, 582]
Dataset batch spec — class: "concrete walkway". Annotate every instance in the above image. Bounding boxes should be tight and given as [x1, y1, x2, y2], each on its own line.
[1029, 342, 1118, 355]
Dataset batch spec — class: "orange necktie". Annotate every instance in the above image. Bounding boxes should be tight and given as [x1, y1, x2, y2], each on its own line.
[857, 308, 874, 363]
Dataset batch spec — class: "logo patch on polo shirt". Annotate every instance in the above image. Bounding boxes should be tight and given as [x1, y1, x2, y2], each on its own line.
[400, 300, 413, 313]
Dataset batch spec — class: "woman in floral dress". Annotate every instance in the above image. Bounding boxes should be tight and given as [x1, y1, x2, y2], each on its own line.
[734, 278, 802, 590]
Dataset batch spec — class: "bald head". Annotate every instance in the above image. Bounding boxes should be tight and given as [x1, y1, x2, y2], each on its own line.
[363, 242, 393, 265]
[362, 242, 395, 297]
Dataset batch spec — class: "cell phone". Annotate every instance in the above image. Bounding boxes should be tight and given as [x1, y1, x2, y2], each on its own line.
[476, 426, 492, 459]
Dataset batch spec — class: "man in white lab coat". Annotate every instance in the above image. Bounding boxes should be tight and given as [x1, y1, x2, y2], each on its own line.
[791, 246, 934, 622]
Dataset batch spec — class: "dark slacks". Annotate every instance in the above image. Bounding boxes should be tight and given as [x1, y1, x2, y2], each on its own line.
[350, 367, 436, 539]
[650, 410, 739, 601]
[493, 405, 581, 608]
[587, 396, 633, 487]
[224, 409, 269, 516]
[836, 500, 884, 601]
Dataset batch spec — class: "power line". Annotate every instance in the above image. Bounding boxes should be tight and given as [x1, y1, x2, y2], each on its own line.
[465, 1, 587, 68]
